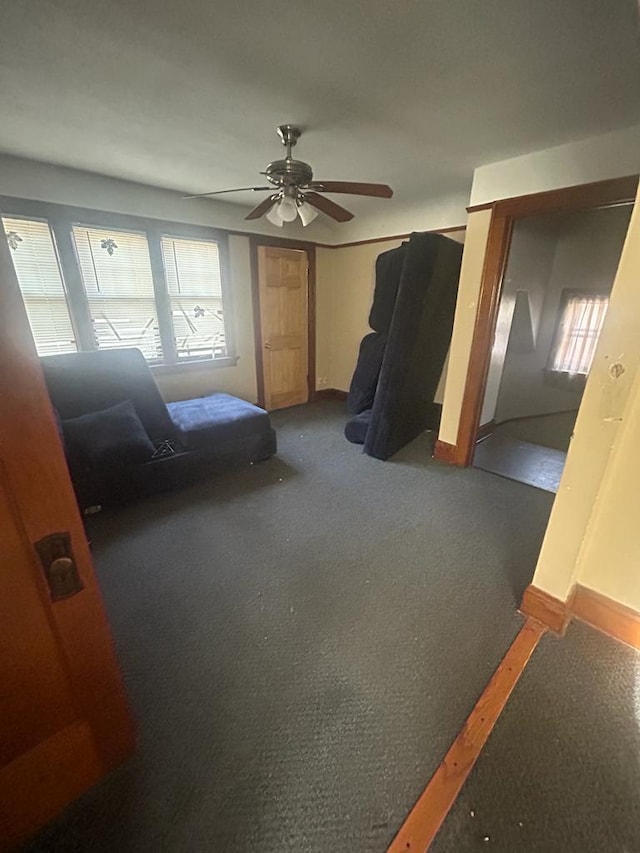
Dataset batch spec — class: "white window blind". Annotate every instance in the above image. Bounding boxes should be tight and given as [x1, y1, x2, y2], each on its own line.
[161, 235, 227, 360]
[551, 294, 609, 375]
[3, 216, 77, 356]
[72, 226, 162, 362]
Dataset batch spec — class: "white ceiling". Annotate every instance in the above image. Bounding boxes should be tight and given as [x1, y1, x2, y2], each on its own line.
[1, 0, 639, 222]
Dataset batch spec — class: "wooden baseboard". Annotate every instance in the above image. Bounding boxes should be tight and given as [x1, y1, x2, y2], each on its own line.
[519, 584, 573, 634]
[316, 388, 348, 401]
[572, 585, 640, 651]
[387, 618, 546, 852]
[476, 419, 496, 441]
[433, 439, 457, 464]
[520, 583, 640, 649]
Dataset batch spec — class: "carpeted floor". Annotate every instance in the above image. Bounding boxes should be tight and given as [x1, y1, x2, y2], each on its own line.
[23, 401, 554, 853]
[432, 620, 640, 852]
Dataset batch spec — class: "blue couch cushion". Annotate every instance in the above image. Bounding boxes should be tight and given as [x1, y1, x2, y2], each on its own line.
[62, 399, 155, 469]
[167, 394, 271, 450]
[41, 348, 177, 444]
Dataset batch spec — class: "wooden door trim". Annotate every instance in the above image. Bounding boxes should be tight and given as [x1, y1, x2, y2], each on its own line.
[453, 211, 513, 465]
[250, 237, 316, 408]
[453, 173, 639, 466]
[466, 174, 639, 216]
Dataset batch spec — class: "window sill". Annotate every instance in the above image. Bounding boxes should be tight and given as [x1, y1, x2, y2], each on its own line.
[543, 368, 587, 392]
[151, 355, 239, 376]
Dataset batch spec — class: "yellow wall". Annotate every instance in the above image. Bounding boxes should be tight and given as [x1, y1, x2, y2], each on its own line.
[315, 247, 335, 392]
[576, 365, 640, 609]
[532, 189, 640, 602]
[316, 231, 465, 393]
[438, 211, 492, 445]
[436, 193, 640, 609]
[154, 235, 258, 404]
[318, 239, 404, 391]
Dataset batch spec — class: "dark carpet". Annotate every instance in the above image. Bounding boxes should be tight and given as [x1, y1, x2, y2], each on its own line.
[432, 621, 640, 853]
[24, 401, 554, 853]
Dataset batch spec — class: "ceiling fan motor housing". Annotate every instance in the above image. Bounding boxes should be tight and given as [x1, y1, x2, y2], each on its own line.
[264, 158, 314, 190]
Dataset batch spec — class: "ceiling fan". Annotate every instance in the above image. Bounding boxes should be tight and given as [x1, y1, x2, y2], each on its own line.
[184, 125, 393, 227]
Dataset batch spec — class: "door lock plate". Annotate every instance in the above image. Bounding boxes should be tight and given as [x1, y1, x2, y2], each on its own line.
[35, 532, 84, 601]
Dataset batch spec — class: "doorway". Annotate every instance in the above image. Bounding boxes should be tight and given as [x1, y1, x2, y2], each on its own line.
[473, 204, 633, 492]
[252, 241, 315, 411]
[447, 175, 639, 469]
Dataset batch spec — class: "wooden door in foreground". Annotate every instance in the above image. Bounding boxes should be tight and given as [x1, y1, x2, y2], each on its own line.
[0, 232, 134, 850]
[257, 245, 309, 410]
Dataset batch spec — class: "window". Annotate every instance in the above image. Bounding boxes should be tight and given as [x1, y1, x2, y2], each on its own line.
[72, 226, 162, 362]
[161, 235, 227, 360]
[549, 292, 609, 377]
[2, 216, 77, 356]
[2, 203, 233, 368]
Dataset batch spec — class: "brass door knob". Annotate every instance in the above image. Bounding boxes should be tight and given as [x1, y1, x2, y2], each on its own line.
[264, 341, 272, 349]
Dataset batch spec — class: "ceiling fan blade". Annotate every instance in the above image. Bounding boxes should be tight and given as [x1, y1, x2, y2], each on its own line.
[308, 181, 393, 198]
[245, 195, 278, 221]
[304, 192, 354, 222]
[183, 186, 272, 200]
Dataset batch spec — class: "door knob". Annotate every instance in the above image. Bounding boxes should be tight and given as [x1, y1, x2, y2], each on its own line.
[264, 341, 272, 349]
[35, 532, 84, 601]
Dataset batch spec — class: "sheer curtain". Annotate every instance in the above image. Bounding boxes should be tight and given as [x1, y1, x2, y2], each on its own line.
[551, 294, 609, 376]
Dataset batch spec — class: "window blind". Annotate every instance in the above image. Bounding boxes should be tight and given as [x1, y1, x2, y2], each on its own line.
[161, 235, 227, 360]
[72, 226, 162, 362]
[3, 216, 77, 356]
[551, 294, 609, 375]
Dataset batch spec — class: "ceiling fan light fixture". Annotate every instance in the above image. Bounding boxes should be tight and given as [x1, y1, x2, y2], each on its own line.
[266, 205, 284, 227]
[297, 200, 318, 227]
[276, 196, 298, 222]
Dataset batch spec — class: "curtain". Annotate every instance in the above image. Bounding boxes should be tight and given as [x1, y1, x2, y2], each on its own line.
[551, 294, 609, 376]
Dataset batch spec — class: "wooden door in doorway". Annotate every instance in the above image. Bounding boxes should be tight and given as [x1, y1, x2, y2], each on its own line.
[0, 233, 134, 850]
[257, 245, 309, 410]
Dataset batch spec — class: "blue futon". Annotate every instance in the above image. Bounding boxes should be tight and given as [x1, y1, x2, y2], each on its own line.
[41, 348, 276, 508]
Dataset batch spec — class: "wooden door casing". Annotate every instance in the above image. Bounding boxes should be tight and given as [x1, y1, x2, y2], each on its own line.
[0, 230, 135, 850]
[450, 174, 639, 466]
[257, 245, 309, 411]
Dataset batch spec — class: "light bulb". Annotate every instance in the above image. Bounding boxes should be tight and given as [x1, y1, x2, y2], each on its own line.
[297, 201, 318, 227]
[266, 205, 284, 227]
[277, 197, 298, 222]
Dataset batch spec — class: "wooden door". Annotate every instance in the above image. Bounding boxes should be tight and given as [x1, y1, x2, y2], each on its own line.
[0, 232, 135, 850]
[257, 246, 309, 410]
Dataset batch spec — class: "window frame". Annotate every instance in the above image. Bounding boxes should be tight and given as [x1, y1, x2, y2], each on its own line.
[159, 231, 231, 365]
[0, 213, 81, 356]
[0, 196, 237, 371]
[544, 288, 610, 391]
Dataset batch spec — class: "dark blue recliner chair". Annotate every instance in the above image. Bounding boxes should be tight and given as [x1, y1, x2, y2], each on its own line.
[41, 348, 276, 508]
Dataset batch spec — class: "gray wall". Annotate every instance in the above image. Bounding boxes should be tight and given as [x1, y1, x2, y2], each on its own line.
[480, 219, 556, 424]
